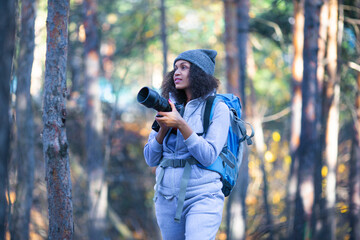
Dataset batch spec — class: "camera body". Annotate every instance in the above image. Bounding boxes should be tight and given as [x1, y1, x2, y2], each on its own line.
[137, 87, 184, 132]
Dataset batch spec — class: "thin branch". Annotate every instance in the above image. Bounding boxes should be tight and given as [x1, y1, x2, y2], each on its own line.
[262, 107, 291, 123]
[342, 4, 360, 15]
[108, 205, 133, 238]
[348, 61, 360, 73]
[344, 16, 360, 25]
[253, 17, 285, 47]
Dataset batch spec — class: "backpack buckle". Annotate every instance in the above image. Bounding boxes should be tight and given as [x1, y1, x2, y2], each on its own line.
[172, 159, 186, 168]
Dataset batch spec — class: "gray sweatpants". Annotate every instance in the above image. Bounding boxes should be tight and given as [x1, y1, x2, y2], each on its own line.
[154, 189, 224, 240]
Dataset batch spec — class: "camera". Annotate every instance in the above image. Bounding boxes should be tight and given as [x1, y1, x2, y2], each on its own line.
[137, 87, 184, 132]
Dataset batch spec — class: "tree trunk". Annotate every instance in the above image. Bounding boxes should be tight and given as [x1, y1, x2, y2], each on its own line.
[160, 0, 168, 77]
[287, 0, 304, 237]
[349, 71, 360, 240]
[0, 0, 16, 238]
[43, 0, 73, 239]
[322, 0, 339, 239]
[293, 0, 323, 238]
[224, 1, 241, 238]
[224, 0, 239, 96]
[83, 0, 107, 238]
[313, 0, 329, 237]
[237, 0, 249, 109]
[224, 1, 250, 239]
[10, 0, 36, 239]
[349, 1, 360, 239]
[237, 2, 250, 235]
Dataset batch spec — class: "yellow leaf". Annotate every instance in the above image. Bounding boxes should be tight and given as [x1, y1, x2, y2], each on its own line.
[321, 166, 328, 177]
[265, 151, 275, 163]
[272, 192, 281, 204]
[338, 163, 346, 174]
[340, 204, 348, 213]
[284, 155, 292, 165]
[272, 131, 281, 142]
[248, 160, 255, 169]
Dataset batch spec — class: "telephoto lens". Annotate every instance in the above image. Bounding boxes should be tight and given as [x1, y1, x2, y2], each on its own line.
[137, 86, 185, 132]
[137, 87, 171, 112]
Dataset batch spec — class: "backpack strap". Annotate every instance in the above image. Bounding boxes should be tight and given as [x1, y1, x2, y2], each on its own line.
[154, 157, 199, 222]
[198, 95, 216, 136]
[230, 110, 255, 145]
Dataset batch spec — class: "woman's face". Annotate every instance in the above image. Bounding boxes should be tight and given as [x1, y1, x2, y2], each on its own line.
[173, 60, 191, 90]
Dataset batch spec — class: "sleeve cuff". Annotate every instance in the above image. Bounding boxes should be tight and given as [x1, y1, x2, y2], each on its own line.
[151, 138, 163, 152]
[183, 132, 198, 147]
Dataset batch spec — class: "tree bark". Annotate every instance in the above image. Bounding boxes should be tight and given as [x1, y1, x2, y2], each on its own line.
[322, 0, 339, 239]
[224, 0, 239, 96]
[10, 0, 36, 239]
[237, 0, 249, 109]
[160, 0, 168, 77]
[287, 0, 304, 237]
[0, 0, 16, 238]
[293, 0, 323, 239]
[83, 0, 107, 238]
[313, 0, 329, 237]
[224, 1, 241, 238]
[349, 71, 360, 240]
[349, 1, 360, 239]
[224, 1, 250, 239]
[43, 0, 73, 239]
[237, 3, 250, 236]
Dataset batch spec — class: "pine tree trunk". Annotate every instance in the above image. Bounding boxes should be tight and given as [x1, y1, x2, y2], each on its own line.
[322, 0, 339, 239]
[43, 0, 73, 239]
[0, 0, 16, 238]
[83, 0, 107, 238]
[349, 2, 360, 239]
[237, 0, 249, 109]
[313, 0, 329, 237]
[223, 1, 250, 239]
[10, 0, 36, 239]
[287, 0, 304, 237]
[293, 0, 323, 238]
[349, 72, 360, 240]
[224, 1, 243, 238]
[237, 2, 250, 236]
[160, 0, 168, 77]
[224, 0, 239, 96]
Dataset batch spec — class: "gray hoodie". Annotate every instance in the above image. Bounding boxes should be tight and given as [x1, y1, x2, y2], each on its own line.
[144, 95, 230, 197]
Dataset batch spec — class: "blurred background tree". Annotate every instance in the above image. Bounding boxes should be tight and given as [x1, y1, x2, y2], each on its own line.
[1, 0, 360, 239]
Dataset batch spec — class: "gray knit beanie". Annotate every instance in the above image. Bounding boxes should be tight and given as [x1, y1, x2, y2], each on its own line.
[174, 49, 217, 76]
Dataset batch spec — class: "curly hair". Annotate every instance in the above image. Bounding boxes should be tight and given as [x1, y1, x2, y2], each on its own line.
[161, 63, 220, 105]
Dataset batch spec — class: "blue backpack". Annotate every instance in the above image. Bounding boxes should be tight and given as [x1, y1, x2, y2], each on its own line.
[198, 94, 254, 196]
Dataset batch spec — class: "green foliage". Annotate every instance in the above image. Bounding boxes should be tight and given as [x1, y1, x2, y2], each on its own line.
[252, 33, 292, 111]
[250, 0, 293, 46]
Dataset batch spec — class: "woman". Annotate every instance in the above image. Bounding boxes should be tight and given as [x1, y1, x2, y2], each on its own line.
[143, 49, 230, 240]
